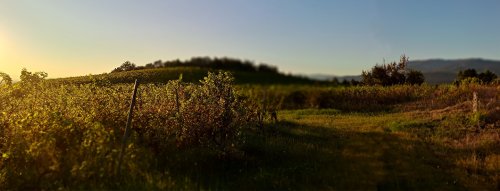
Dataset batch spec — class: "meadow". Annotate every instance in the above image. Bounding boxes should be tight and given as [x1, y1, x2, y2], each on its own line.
[0, 70, 499, 190]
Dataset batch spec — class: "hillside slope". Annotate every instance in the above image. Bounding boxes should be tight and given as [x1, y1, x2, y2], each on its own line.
[50, 67, 317, 85]
[408, 58, 500, 84]
[313, 58, 500, 84]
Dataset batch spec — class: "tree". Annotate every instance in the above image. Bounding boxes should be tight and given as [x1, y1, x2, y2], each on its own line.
[361, 55, 423, 86]
[456, 69, 497, 84]
[478, 70, 497, 84]
[0, 72, 12, 86]
[331, 77, 340, 85]
[112, 61, 136, 73]
[406, 70, 425, 85]
[341, 79, 350, 86]
[457, 69, 478, 81]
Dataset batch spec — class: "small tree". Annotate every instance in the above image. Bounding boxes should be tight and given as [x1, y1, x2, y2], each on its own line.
[478, 70, 497, 84]
[111, 61, 136, 73]
[457, 69, 478, 81]
[456, 69, 497, 84]
[406, 70, 425, 85]
[362, 55, 424, 86]
[0, 72, 12, 86]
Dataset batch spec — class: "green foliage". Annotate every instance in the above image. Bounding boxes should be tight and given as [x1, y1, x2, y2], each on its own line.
[111, 61, 136, 73]
[478, 70, 497, 84]
[456, 69, 498, 85]
[460, 77, 482, 85]
[241, 84, 435, 111]
[0, 71, 254, 189]
[115, 57, 279, 74]
[362, 55, 425, 86]
[19, 68, 48, 85]
[169, 72, 250, 152]
[1, 67, 498, 189]
[469, 112, 487, 128]
[0, 72, 12, 86]
[492, 78, 500, 85]
[457, 68, 478, 80]
[406, 70, 425, 85]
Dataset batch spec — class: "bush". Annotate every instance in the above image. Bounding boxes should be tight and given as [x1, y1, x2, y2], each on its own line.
[0, 71, 254, 189]
[0, 72, 12, 86]
[171, 72, 250, 153]
[361, 55, 425, 86]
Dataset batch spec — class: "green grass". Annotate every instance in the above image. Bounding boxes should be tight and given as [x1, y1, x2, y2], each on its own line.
[144, 109, 497, 190]
[270, 110, 499, 190]
[2, 77, 499, 190]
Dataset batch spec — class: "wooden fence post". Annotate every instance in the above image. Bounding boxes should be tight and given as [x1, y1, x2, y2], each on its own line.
[117, 79, 140, 176]
[472, 91, 478, 114]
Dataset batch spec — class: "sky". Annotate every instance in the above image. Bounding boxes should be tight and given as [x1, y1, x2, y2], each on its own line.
[1, 0, 499, 80]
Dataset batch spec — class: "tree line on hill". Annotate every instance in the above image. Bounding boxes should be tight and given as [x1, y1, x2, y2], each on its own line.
[454, 69, 497, 85]
[333, 55, 498, 86]
[111, 57, 279, 74]
[4, 55, 493, 87]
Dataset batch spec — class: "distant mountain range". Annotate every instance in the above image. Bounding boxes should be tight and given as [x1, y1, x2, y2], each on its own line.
[308, 58, 500, 84]
[407, 58, 500, 84]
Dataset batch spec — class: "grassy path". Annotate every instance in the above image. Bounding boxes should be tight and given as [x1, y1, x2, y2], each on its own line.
[165, 109, 496, 190]
[230, 109, 466, 190]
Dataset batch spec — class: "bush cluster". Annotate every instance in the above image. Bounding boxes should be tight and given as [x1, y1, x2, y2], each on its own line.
[455, 69, 498, 85]
[361, 55, 425, 86]
[0, 71, 253, 189]
[241, 85, 434, 111]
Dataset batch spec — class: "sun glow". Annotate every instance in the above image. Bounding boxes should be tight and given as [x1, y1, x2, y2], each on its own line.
[0, 29, 15, 77]
[0, 30, 8, 65]
[0, 31, 5, 57]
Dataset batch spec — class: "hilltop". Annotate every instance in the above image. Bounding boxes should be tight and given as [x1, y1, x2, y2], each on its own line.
[309, 58, 500, 84]
[50, 57, 318, 85]
[407, 58, 500, 84]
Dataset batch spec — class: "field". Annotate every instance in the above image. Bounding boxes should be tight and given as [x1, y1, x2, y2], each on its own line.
[1, 71, 499, 190]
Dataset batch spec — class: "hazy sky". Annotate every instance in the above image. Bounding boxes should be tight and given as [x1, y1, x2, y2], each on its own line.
[1, 0, 499, 80]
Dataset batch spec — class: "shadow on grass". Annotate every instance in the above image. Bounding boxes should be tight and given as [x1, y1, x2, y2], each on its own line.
[152, 120, 471, 190]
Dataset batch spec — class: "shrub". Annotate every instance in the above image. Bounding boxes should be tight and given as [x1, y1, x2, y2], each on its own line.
[361, 55, 425, 86]
[0, 72, 12, 86]
[0, 70, 254, 189]
[173, 72, 250, 153]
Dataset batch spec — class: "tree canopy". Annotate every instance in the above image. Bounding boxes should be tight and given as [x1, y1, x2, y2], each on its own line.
[361, 55, 425, 86]
[111, 57, 279, 74]
[456, 69, 497, 84]
[0, 72, 12, 86]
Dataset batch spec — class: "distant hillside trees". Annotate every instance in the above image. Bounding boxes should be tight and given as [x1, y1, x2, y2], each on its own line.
[361, 55, 425, 86]
[406, 70, 425, 85]
[111, 57, 279, 74]
[112, 61, 136, 73]
[456, 69, 497, 84]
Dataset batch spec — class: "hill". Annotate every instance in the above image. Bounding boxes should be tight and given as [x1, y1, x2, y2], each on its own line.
[309, 58, 500, 84]
[51, 57, 318, 85]
[407, 58, 500, 84]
